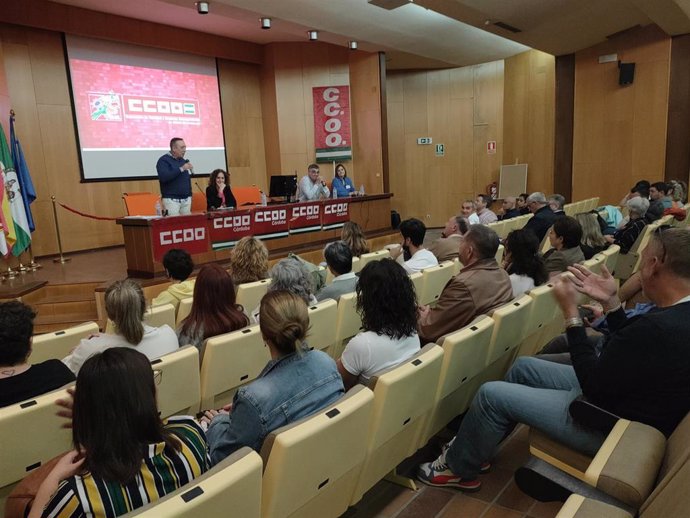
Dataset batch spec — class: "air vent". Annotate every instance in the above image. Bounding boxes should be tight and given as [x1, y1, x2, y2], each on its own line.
[368, 0, 412, 10]
[493, 21, 522, 33]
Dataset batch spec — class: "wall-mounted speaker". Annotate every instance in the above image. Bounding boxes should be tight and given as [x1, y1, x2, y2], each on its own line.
[619, 62, 635, 85]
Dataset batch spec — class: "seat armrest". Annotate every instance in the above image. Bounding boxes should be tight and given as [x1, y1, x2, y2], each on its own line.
[569, 397, 620, 435]
[555, 495, 633, 518]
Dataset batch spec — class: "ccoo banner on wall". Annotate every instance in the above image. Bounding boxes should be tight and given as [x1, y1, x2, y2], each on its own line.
[313, 85, 352, 163]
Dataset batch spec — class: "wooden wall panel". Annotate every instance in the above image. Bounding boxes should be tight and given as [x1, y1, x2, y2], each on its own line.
[572, 25, 671, 205]
[665, 35, 690, 184]
[387, 61, 503, 226]
[503, 50, 555, 196]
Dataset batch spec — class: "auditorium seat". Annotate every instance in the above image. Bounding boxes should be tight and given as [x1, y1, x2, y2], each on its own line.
[452, 257, 462, 275]
[151, 345, 201, 418]
[233, 185, 262, 207]
[260, 386, 374, 518]
[0, 386, 73, 500]
[122, 192, 160, 216]
[235, 278, 271, 316]
[540, 228, 553, 254]
[495, 243, 505, 264]
[409, 272, 423, 299]
[516, 283, 558, 357]
[30, 321, 99, 363]
[614, 221, 659, 281]
[124, 447, 263, 518]
[581, 254, 605, 275]
[350, 344, 444, 503]
[420, 316, 494, 445]
[358, 250, 391, 270]
[199, 325, 270, 410]
[306, 299, 338, 355]
[331, 292, 360, 359]
[485, 295, 533, 367]
[418, 261, 454, 306]
[176, 297, 193, 326]
[191, 191, 206, 213]
[598, 244, 620, 274]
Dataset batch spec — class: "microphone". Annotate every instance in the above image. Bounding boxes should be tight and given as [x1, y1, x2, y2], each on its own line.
[185, 159, 194, 176]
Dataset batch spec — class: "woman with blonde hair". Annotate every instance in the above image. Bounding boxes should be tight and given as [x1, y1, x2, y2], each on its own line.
[201, 291, 344, 465]
[575, 212, 607, 259]
[229, 236, 269, 285]
[63, 279, 178, 374]
[341, 221, 369, 258]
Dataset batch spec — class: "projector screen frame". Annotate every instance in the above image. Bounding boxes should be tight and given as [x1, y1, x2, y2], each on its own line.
[62, 35, 227, 184]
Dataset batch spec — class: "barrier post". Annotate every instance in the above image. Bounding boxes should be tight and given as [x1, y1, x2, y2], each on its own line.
[51, 195, 71, 264]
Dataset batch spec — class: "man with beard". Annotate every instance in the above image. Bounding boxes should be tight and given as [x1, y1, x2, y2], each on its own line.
[389, 218, 438, 274]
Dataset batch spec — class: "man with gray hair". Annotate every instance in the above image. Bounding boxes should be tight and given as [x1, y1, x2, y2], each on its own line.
[418, 225, 513, 343]
[548, 194, 566, 216]
[316, 241, 357, 302]
[428, 215, 469, 262]
[523, 192, 559, 242]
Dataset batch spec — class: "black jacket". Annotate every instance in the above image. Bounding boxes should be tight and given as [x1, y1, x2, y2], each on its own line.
[206, 185, 237, 211]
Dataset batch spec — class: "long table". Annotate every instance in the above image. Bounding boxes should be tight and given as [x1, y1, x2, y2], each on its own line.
[116, 193, 393, 277]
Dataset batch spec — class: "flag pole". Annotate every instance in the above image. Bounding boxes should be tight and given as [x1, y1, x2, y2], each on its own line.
[27, 244, 41, 270]
[51, 195, 70, 264]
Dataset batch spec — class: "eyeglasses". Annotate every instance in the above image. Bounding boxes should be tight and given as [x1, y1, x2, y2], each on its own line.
[153, 370, 163, 386]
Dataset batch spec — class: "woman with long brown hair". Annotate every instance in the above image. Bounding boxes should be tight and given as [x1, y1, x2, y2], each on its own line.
[177, 263, 249, 350]
[341, 221, 369, 258]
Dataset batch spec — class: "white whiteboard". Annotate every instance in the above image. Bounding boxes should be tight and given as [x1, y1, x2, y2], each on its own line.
[499, 164, 528, 198]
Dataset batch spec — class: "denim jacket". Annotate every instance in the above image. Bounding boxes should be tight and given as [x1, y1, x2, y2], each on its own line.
[206, 348, 344, 465]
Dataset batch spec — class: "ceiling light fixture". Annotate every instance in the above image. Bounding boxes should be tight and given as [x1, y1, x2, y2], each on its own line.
[260, 17, 271, 29]
[307, 30, 318, 41]
[348, 41, 358, 50]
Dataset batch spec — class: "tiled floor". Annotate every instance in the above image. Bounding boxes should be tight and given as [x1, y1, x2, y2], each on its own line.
[342, 425, 563, 518]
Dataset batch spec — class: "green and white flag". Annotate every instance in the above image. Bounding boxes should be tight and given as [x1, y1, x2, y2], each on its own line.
[0, 124, 30, 256]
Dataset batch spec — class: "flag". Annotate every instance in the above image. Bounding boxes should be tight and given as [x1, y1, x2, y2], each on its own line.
[0, 123, 29, 256]
[0, 171, 16, 257]
[10, 114, 36, 232]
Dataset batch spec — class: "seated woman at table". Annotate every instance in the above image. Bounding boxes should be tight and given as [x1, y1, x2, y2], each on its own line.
[206, 168, 237, 211]
[331, 163, 356, 198]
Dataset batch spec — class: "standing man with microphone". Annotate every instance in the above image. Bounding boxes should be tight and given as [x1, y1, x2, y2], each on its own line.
[156, 137, 193, 216]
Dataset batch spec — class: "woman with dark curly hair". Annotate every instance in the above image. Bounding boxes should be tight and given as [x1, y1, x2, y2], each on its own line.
[336, 259, 420, 389]
[229, 236, 269, 286]
[502, 229, 548, 297]
[206, 169, 237, 211]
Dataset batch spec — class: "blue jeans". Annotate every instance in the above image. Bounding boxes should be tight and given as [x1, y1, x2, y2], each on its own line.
[445, 357, 606, 479]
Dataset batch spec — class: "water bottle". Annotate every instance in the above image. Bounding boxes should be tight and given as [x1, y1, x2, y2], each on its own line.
[155, 200, 162, 216]
[333, 187, 338, 199]
[260, 190, 267, 206]
[359, 184, 365, 196]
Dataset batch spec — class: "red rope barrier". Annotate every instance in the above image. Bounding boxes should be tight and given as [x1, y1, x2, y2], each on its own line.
[56, 201, 124, 221]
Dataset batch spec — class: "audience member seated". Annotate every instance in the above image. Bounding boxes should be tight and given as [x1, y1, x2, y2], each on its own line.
[201, 291, 345, 465]
[29, 348, 209, 518]
[0, 301, 74, 408]
[337, 259, 420, 389]
[576, 212, 608, 259]
[606, 197, 649, 254]
[461, 200, 480, 224]
[229, 236, 269, 286]
[516, 192, 530, 215]
[502, 229, 548, 297]
[668, 179, 688, 207]
[548, 194, 566, 216]
[389, 218, 439, 274]
[499, 197, 521, 220]
[252, 258, 318, 321]
[177, 264, 248, 351]
[543, 216, 585, 276]
[428, 215, 468, 262]
[418, 225, 513, 344]
[316, 241, 358, 302]
[650, 181, 672, 211]
[64, 280, 177, 374]
[523, 192, 559, 242]
[331, 163, 356, 198]
[151, 249, 195, 310]
[205, 168, 237, 211]
[475, 194, 498, 224]
[341, 221, 370, 258]
[417, 227, 690, 491]
[619, 179, 650, 207]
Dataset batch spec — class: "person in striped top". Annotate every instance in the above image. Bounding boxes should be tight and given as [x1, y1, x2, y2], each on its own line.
[29, 348, 210, 518]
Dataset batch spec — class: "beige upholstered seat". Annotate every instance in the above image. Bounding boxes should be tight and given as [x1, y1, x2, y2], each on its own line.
[485, 294, 533, 366]
[598, 244, 620, 274]
[235, 278, 271, 315]
[331, 292, 360, 359]
[151, 345, 201, 418]
[516, 283, 558, 357]
[30, 321, 99, 363]
[306, 299, 338, 354]
[176, 296, 193, 326]
[418, 261, 454, 306]
[0, 386, 73, 496]
[358, 250, 391, 270]
[614, 222, 658, 281]
[124, 447, 263, 518]
[421, 316, 494, 445]
[199, 325, 270, 409]
[260, 386, 374, 518]
[106, 303, 176, 333]
[495, 244, 505, 265]
[408, 271, 423, 300]
[351, 344, 444, 503]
